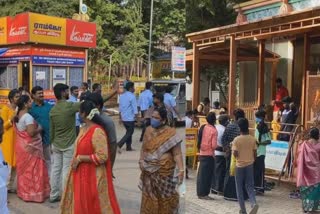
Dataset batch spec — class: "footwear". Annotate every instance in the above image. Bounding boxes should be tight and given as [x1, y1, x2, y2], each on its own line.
[249, 204, 259, 214]
[49, 197, 61, 203]
[198, 195, 214, 200]
[239, 210, 247, 214]
[7, 189, 16, 194]
[126, 148, 135, 151]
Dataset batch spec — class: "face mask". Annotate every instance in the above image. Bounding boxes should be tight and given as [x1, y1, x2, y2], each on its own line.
[151, 118, 162, 128]
[255, 118, 262, 123]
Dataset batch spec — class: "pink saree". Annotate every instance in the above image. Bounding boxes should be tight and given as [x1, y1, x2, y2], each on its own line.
[296, 139, 320, 187]
[14, 122, 50, 202]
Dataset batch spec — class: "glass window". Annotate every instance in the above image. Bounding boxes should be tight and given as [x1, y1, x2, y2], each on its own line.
[0, 66, 18, 89]
[32, 66, 50, 89]
[69, 67, 83, 87]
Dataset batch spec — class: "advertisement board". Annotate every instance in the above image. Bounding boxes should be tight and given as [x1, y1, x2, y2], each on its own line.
[0, 17, 7, 45]
[265, 140, 289, 171]
[171, 46, 186, 72]
[186, 128, 198, 157]
[29, 13, 66, 45]
[66, 19, 96, 48]
[7, 13, 29, 44]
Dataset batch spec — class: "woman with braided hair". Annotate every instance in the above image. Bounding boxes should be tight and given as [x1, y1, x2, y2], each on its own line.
[61, 100, 120, 214]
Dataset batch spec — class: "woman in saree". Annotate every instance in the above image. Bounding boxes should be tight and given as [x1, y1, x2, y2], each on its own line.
[61, 100, 120, 214]
[0, 89, 20, 193]
[13, 95, 50, 202]
[139, 106, 184, 214]
[297, 127, 320, 213]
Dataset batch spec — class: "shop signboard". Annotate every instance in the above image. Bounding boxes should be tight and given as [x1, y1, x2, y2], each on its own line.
[32, 47, 85, 59]
[66, 19, 96, 48]
[7, 13, 29, 44]
[29, 13, 66, 45]
[43, 90, 56, 105]
[32, 56, 85, 65]
[0, 17, 7, 45]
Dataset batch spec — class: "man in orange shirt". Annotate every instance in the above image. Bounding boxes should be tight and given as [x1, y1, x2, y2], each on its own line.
[273, 78, 289, 120]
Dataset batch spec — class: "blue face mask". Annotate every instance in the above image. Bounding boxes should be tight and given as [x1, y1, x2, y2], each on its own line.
[255, 118, 262, 123]
[151, 118, 162, 128]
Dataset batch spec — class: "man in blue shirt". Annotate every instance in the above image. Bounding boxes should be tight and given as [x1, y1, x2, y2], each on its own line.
[29, 86, 53, 175]
[68, 86, 81, 135]
[138, 82, 153, 142]
[118, 81, 138, 151]
[164, 86, 180, 126]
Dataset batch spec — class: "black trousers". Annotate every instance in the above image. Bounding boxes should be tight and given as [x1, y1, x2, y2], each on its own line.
[117, 121, 135, 149]
[139, 110, 148, 142]
[197, 156, 215, 197]
[212, 155, 226, 194]
[254, 155, 265, 193]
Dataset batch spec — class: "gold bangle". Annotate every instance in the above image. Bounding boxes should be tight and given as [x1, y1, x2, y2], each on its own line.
[77, 156, 81, 163]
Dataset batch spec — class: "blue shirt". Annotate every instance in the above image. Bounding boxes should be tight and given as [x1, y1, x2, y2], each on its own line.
[138, 89, 153, 111]
[164, 93, 177, 118]
[68, 95, 81, 127]
[29, 102, 53, 145]
[119, 91, 138, 122]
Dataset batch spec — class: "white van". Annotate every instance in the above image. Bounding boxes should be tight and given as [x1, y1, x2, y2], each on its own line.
[151, 79, 186, 124]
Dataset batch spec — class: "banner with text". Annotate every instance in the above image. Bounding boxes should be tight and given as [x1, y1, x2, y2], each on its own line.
[7, 13, 29, 44]
[29, 13, 66, 45]
[171, 46, 186, 73]
[265, 140, 289, 171]
[66, 19, 96, 48]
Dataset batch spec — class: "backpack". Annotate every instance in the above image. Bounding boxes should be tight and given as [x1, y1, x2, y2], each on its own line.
[197, 124, 206, 151]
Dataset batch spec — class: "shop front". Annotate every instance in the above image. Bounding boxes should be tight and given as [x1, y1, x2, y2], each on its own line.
[0, 12, 96, 104]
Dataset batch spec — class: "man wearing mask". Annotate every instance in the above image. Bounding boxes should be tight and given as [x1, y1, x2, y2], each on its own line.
[118, 81, 138, 151]
[49, 83, 81, 203]
[29, 86, 53, 176]
[68, 86, 81, 135]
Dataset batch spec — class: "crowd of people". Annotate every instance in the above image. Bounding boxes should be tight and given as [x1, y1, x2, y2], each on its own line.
[0, 79, 185, 214]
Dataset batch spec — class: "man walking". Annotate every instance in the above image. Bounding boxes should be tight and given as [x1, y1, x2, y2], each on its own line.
[49, 83, 80, 203]
[118, 81, 138, 151]
[138, 82, 153, 142]
[79, 82, 91, 101]
[68, 86, 81, 135]
[29, 86, 53, 175]
[164, 86, 180, 126]
[232, 118, 259, 214]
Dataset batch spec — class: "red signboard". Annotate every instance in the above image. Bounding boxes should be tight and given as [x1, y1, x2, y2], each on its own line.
[66, 19, 96, 48]
[7, 13, 29, 44]
[1, 46, 32, 57]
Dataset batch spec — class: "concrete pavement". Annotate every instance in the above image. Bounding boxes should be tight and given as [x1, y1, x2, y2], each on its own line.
[7, 118, 185, 214]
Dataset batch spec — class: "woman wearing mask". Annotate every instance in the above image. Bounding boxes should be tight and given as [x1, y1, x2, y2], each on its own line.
[139, 107, 184, 214]
[61, 100, 120, 214]
[0, 89, 20, 193]
[14, 95, 50, 202]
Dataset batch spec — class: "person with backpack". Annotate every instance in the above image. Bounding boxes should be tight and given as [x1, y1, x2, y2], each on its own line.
[196, 112, 218, 200]
[254, 110, 272, 194]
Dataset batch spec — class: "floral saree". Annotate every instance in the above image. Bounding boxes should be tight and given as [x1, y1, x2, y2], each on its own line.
[60, 125, 120, 214]
[139, 126, 182, 214]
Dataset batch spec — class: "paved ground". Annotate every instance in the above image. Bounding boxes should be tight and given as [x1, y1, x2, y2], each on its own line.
[7, 117, 185, 214]
[7, 117, 303, 214]
[185, 169, 303, 214]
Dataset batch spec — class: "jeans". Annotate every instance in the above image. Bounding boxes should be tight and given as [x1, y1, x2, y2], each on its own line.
[43, 144, 51, 177]
[118, 121, 135, 149]
[235, 164, 256, 213]
[50, 144, 74, 200]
